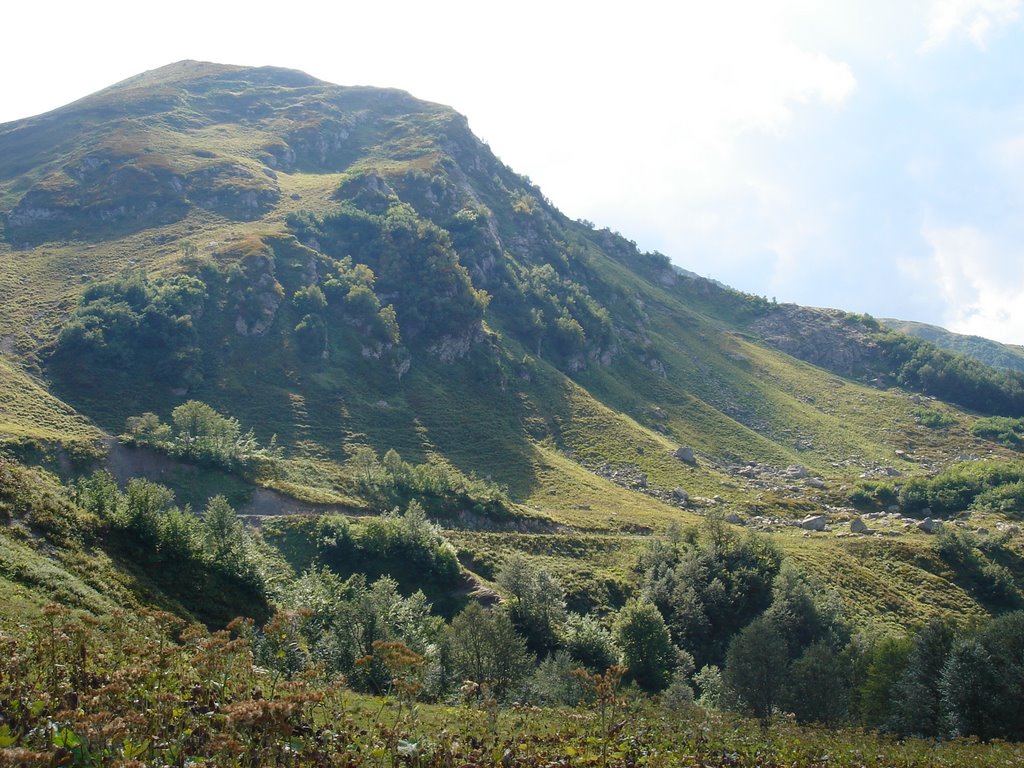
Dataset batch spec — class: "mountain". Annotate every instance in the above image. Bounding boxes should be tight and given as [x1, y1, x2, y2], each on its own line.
[882, 318, 1024, 373]
[1, 61, 1023, 628]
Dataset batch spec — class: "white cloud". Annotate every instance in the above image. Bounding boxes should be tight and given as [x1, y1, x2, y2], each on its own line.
[919, 0, 1022, 51]
[920, 223, 1024, 344]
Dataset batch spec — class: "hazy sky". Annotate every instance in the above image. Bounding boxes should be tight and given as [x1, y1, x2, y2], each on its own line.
[5, 1, 1024, 344]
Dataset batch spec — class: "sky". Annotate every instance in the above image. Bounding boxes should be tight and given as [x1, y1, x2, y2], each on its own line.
[5, 0, 1024, 344]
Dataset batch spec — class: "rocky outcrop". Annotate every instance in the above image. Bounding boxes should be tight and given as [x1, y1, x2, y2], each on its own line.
[186, 161, 280, 219]
[751, 304, 884, 378]
[428, 324, 485, 362]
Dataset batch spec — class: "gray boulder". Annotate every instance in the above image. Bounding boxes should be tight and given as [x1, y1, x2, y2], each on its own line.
[673, 446, 696, 464]
[799, 514, 827, 531]
[850, 516, 869, 534]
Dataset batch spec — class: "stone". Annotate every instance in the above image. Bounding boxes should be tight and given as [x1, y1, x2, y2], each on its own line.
[975, 528, 989, 536]
[787, 465, 809, 479]
[799, 514, 827, 531]
[917, 517, 942, 534]
[850, 516, 869, 534]
[673, 446, 696, 464]
[724, 512, 744, 525]
[671, 487, 689, 502]
[805, 477, 826, 489]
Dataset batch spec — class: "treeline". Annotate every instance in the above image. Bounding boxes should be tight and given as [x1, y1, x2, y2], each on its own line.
[261, 515, 1024, 741]
[877, 331, 1024, 416]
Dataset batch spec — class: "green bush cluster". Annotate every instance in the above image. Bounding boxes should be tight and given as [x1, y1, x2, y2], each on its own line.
[123, 400, 282, 472]
[346, 446, 510, 518]
[897, 461, 1024, 517]
[849, 461, 1024, 518]
[51, 270, 207, 386]
[288, 203, 487, 344]
[971, 415, 1024, 447]
[71, 471, 266, 624]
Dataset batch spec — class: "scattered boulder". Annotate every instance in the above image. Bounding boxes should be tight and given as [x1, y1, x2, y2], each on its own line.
[724, 512, 744, 525]
[850, 517, 869, 534]
[917, 517, 942, 534]
[786, 465, 809, 479]
[799, 514, 827, 532]
[673, 446, 696, 464]
[805, 477, 826, 489]
[671, 487, 689, 502]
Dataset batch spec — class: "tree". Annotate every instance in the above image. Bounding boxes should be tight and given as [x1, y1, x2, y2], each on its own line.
[202, 495, 247, 576]
[888, 618, 956, 737]
[446, 602, 532, 700]
[724, 617, 789, 727]
[348, 445, 381, 487]
[562, 612, 618, 673]
[614, 600, 676, 693]
[940, 638, 999, 739]
[764, 562, 842, 659]
[782, 642, 851, 725]
[497, 554, 566, 655]
[856, 634, 912, 728]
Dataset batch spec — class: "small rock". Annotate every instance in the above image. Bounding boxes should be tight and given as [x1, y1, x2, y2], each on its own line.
[787, 465, 809, 479]
[975, 527, 989, 536]
[724, 512, 743, 525]
[917, 517, 942, 534]
[850, 517, 869, 534]
[805, 477, 826, 489]
[672, 487, 689, 502]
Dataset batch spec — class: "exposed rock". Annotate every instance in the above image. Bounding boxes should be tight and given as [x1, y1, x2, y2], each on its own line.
[799, 514, 827, 531]
[805, 477, 826, 489]
[724, 512, 744, 525]
[786, 465, 808, 479]
[428, 324, 485, 362]
[917, 517, 942, 534]
[672, 487, 689, 502]
[673, 446, 696, 464]
[850, 516, 869, 534]
[750, 304, 884, 377]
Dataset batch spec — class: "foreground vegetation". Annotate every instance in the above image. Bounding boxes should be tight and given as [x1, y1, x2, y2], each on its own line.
[3, 603, 1024, 767]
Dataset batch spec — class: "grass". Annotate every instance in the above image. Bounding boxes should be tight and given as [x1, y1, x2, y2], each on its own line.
[0, 358, 99, 449]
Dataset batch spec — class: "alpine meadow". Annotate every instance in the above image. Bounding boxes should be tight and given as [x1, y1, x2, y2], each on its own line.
[3, 61, 1024, 766]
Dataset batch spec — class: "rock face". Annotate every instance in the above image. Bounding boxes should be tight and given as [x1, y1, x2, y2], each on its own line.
[799, 514, 827, 531]
[751, 304, 884, 378]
